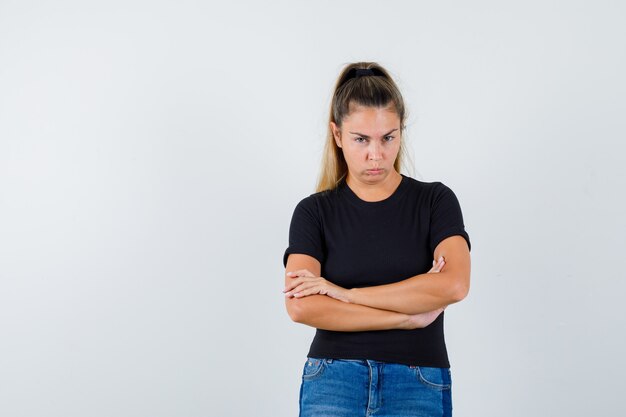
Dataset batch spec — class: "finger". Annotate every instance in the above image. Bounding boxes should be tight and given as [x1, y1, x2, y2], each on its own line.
[283, 277, 315, 293]
[287, 282, 315, 295]
[285, 281, 320, 297]
[283, 278, 301, 292]
[428, 259, 446, 273]
[286, 269, 314, 278]
[293, 286, 321, 298]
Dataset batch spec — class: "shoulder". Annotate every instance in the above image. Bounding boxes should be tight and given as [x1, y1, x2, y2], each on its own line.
[401, 175, 450, 199]
[294, 186, 342, 211]
[290, 187, 340, 223]
[401, 176, 466, 214]
[430, 181, 456, 199]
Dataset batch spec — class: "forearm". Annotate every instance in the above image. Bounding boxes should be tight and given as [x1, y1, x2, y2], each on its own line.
[348, 271, 463, 315]
[286, 294, 412, 332]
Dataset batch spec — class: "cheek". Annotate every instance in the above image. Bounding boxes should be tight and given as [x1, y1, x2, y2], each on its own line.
[342, 146, 362, 160]
[387, 143, 401, 156]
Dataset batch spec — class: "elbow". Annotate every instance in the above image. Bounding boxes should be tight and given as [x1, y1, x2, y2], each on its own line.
[449, 276, 470, 303]
[286, 294, 324, 323]
[286, 299, 306, 323]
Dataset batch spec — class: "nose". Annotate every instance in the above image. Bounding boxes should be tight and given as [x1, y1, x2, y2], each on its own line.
[368, 142, 382, 161]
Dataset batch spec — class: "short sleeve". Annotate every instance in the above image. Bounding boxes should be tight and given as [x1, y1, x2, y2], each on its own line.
[283, 197, 325, 268]
[429, 182, 471, 254]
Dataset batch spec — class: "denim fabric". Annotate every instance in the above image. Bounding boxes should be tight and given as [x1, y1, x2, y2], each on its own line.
[299, 357, 452, 417]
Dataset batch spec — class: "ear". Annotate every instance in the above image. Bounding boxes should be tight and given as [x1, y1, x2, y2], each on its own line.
[330, 122, 342, 148]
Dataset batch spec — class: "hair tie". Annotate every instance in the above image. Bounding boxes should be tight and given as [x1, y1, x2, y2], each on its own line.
[355, 68, 375, 77]
[339, 67, 384, 89]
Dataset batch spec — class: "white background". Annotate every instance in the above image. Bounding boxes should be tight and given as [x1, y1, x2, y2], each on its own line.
[1, 1, 625, 416]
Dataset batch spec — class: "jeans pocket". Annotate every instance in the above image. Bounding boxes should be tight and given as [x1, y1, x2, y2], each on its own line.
[414, 366, 452, 391]
[302, 357, 326, 381]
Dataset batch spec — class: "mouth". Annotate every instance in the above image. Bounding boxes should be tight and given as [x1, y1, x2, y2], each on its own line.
[366, 168, 384, 174]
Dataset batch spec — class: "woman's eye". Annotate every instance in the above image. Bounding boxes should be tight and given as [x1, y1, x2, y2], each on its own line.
[355, 137, 366, 143]
[384, 136, 394, 141]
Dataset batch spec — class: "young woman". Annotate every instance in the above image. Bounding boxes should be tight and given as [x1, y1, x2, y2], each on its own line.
[282, 62, 471, 417]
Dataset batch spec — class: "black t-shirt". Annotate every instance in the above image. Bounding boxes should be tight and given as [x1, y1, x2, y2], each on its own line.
[283, 174, 471, 367]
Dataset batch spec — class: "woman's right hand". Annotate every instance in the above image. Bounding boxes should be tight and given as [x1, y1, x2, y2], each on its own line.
[406, 307, 445, 329]
[405, 257, 447, 329]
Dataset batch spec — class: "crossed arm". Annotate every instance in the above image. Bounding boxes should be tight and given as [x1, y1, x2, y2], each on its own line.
[283, 235, 471, 332]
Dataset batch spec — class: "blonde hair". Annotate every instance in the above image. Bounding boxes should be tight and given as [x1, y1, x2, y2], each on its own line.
[315, 62, 409, 192]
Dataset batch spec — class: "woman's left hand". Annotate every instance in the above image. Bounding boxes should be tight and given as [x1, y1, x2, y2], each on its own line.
[284, 269, 351, 303]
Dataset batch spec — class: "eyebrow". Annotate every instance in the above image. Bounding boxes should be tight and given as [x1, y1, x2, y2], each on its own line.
[348, 128, 399, 138]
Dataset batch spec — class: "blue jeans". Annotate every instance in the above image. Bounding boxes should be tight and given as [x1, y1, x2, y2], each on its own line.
[299, 357, 452, 417]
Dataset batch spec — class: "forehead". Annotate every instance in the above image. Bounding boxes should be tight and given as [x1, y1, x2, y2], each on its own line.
[342, 103, 400, 131]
